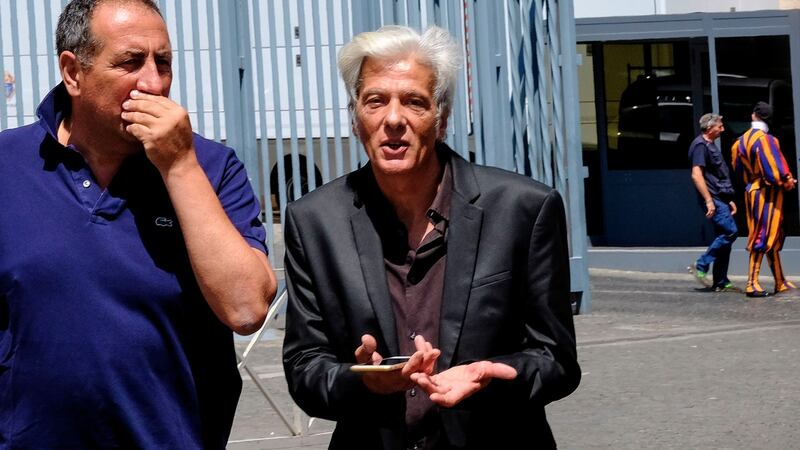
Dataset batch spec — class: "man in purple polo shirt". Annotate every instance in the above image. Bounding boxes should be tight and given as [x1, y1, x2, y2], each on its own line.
[0, 0, 277, 447]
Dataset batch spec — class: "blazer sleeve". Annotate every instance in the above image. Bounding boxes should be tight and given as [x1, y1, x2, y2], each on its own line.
[281, 204, 404, 423]
[478, 188, 581, 407]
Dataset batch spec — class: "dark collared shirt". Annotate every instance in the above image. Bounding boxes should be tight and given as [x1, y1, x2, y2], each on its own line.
[370, 162, 453, 443]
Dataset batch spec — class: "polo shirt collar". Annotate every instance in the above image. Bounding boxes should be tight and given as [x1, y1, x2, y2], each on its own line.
[36, 82, 72, 142]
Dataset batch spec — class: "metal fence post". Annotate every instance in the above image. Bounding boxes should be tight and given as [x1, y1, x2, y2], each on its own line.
[557, 0, 591, 313]
[218, 0, 262, 207]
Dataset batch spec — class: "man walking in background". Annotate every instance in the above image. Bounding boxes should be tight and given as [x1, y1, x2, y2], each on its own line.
[732, 101, 797, 297]
[688, 113, 739, 292]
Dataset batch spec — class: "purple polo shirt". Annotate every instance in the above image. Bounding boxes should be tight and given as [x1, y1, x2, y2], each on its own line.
[0, 84, 267, 448]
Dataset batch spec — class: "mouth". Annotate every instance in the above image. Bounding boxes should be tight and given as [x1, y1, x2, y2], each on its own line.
[380, 140, 410, 153]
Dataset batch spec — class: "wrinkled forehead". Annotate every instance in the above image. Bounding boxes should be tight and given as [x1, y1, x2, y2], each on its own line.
[90, 1, 169, 44]
[357, 55, 436, 93]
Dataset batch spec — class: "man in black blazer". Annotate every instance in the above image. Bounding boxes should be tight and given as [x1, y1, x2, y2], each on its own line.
[282, 25, 580, 449]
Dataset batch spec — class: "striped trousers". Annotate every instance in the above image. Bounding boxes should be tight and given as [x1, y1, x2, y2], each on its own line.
[744, 183, 791, 293]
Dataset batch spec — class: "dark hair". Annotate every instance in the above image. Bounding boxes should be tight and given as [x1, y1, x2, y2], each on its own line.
[56, 0, 162, 68]
[752, 101, 773, 123]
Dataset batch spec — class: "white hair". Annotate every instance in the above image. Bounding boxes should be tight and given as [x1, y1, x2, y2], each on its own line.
[338, 25, 462, 132]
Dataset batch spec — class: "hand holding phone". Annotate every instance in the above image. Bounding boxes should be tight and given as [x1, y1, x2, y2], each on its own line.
[350, 356, 411, 372]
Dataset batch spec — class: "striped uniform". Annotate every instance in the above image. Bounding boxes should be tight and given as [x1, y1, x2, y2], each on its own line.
[731, 127, 796, 293]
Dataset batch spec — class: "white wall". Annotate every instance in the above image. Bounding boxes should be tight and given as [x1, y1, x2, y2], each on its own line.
[574, 0, 789, 18]
[574, 0, 655, 18]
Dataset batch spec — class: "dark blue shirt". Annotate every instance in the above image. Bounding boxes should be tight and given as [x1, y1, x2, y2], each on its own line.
[0, 84, 267, 448]
[688, 134, 735, 200]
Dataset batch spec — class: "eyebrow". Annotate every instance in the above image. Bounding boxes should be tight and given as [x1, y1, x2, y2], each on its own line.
[113, 49, 173, 60]
[360, 87, 430, 98]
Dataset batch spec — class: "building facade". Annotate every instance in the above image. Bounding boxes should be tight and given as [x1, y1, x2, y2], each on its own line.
[575, 2, 800, 246]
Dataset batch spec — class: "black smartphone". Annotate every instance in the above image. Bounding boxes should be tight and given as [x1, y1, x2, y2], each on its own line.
[349, 356, 411, 372]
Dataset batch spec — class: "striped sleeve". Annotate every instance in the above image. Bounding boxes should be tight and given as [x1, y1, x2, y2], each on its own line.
[755, 133, 792, 186]
[731, 136, 743, 176]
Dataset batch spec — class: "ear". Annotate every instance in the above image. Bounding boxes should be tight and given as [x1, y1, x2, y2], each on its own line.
[59, 51, 83, 97]
[350, 105, 363, 142]
[437, 114, 449, 140]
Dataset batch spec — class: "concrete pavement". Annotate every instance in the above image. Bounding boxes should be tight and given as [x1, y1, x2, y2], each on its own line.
[228, 268, 800, 449]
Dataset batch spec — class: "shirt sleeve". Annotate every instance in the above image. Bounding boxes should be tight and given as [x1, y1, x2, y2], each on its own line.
[689, 141, 707, 168]
[216, 148, 269, 255]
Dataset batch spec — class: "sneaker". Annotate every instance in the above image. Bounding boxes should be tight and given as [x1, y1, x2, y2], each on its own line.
[688, 263, 712, 288]
[713, 282, 741, 293]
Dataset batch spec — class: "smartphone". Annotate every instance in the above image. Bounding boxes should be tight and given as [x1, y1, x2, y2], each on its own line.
[350, 356, 411, 372]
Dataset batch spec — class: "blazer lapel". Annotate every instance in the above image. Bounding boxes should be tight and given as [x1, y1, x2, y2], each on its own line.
[439, 152, 483, 368]
[350, 203, 401, 356]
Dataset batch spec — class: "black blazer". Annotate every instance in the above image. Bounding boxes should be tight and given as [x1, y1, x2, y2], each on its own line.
[282, 148, 580, 449]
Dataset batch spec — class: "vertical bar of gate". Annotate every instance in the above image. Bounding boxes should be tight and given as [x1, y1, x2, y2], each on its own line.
[251, 0, 275, 255]
[447, 1, 469, 160]
[382, 0, 395, 25]
[472, 1, 499, 167]
[491, 3, 514, 171]
[535, 0, 553, 186]
[790, 11, 800, 229]
[507, 0, 526, 174]
[44, 2, 58, 92]
[10, 0, 24, 126]
[219, 0, 262, 205]
[407, 0, 422, 30]
[423, 0, 435, 29]
[706, 18, 720, 117]
[26, 0, 41, 111]
[297, 1, 318, 192]
[439, 0, 452, 145]
[190, 0, 206, 136]
[161, 1, 170, 46]
[464, 0, 484, 165]
[521, 0, 542, 182]
[437, 2, 457, 148]
[328, 0, 345, 179]
[267, 0, 288, 225]
[281, 1, 303, 201]
[398, 0, 408, 25]
[0, 2, 7, 130]
[205, 0, 222, 141]
[557, 0, 590, 313]
[344, 0, 361, 172]
[311, 2, 331, 184]
[546, 0, 566, 194]
[173, 0, 189, 112]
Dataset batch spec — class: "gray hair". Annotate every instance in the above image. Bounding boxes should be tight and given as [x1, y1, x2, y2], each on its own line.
[56, 0, 162, 68]
[699, 113, 723, 132]
[338, 25, 462, 133]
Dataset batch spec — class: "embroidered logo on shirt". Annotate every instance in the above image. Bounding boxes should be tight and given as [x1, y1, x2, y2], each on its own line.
[155, 217, 174, 228]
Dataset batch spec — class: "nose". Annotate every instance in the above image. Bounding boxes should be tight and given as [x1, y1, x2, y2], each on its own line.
[384, 98, 406, 130]
[136, 58, 166, 95]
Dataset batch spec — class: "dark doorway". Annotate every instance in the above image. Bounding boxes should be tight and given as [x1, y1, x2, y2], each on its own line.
[715, 35, 797, 236]
[588, 38, 713, 245]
